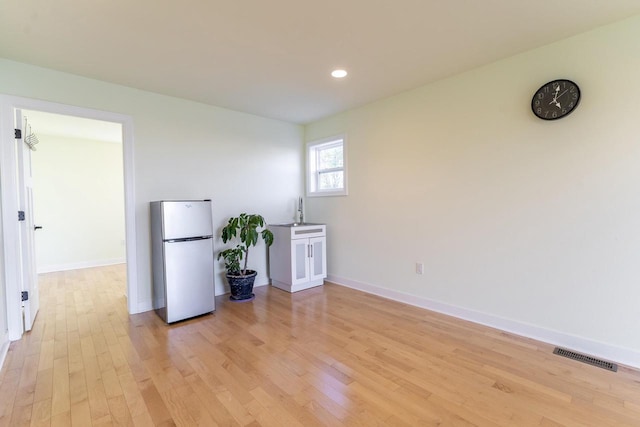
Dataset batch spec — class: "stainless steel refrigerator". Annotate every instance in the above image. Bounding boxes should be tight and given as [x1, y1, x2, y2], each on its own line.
[150, 200, 215, 323]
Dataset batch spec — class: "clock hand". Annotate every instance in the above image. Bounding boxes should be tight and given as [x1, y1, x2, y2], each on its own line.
[548, 96, 561, 108]
[553, 88, 569, 108]
[547, 85, 563, 107]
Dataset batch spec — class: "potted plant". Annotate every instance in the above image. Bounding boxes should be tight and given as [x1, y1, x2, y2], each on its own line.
[218, 213, 274, 301]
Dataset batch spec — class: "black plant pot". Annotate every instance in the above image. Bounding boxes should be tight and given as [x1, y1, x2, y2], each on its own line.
[226, 270, 257, 301]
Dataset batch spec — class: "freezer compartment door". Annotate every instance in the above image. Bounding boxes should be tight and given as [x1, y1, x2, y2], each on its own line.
[164, 237, 215, 323]
[162, 200, 213, 240]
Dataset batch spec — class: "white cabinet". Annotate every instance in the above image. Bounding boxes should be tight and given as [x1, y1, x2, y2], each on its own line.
[269, 224, 326, 292]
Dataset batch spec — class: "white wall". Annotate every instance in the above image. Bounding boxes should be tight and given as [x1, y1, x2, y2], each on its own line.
[32, 134, 125, 272]
[0, 58, 304, 311]
[305, 15, 640, 366]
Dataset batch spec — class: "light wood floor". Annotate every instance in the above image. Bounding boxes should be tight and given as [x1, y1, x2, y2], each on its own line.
[1, 265, 639, 426]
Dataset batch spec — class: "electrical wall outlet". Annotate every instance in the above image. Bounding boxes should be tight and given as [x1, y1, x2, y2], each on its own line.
[416, 262, 424, 275]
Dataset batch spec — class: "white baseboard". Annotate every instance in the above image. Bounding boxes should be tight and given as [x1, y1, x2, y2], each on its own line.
[135, 300, 153, 314]
[38, 258, 126, 274]
[327, 274, 640, 370]
[253, 278, 270, 288]
[0, 330, 9, 373]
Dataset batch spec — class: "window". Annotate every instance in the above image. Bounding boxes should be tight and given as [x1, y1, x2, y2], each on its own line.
[306, 134, 347, 197]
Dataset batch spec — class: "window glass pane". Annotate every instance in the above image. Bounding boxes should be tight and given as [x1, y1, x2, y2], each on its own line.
[307, 134, 347, 196]
[318, 171, 343, 190]
[318, 145, 343, 170]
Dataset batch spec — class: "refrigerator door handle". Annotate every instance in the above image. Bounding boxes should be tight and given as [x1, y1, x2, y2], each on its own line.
[165, 235, 213, 243]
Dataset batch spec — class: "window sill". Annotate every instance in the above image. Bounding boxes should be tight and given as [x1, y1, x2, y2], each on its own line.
[307, 190, 348, 197]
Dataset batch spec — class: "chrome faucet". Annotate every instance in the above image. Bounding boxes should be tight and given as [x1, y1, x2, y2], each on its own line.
[298, 197, 304, 224]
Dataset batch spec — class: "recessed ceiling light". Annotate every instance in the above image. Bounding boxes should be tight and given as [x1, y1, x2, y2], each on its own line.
[331, 69, 348, 78]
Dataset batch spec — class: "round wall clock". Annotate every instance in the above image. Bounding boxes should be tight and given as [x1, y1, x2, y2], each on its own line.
[531, 79, 580, 120]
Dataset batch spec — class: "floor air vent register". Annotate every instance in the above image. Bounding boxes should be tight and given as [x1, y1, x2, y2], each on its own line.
[553, 347, 618, 372]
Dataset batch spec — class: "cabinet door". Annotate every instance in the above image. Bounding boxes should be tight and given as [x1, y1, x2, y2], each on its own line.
[291, 239, 310, 286]
[309, 236, 327, 282]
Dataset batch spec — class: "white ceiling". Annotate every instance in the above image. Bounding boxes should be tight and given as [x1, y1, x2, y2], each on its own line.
[2, 1, 640, 124]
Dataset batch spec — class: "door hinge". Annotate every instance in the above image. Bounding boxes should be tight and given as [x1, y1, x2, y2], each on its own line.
[21, 291, 29, 301]
[18, 210, 25, 221]
[15, 129, 22, 139]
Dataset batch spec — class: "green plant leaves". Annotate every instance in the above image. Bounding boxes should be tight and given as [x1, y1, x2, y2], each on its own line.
[261, 229, 274, 247]
[217, 245, 244, 274]
[218, 213, 274, 275]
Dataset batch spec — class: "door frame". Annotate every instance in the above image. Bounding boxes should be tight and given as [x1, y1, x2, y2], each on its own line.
[0, 94, 138, 341]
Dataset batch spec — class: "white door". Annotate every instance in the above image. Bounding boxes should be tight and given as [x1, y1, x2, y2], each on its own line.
[16, 109, 40, 331]
[291, 239, 310, 286]
[309, 236, 327, 282]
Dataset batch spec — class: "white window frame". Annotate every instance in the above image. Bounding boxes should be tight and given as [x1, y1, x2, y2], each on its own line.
[306, 134, 347, 197]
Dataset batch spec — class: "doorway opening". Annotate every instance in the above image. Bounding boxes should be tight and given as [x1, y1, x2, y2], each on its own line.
[0, 95, 138, 341]
[23, 110, 126, 275]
